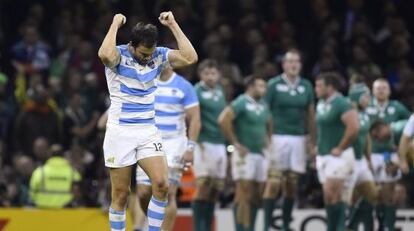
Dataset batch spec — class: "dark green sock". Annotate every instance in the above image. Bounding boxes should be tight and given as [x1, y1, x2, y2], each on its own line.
[263, 199, 275, 231]
[336, 202, 347, 231]
[384, 206, 396, 231]
[192, 200, 205, 231]
[347, 199, 365, 230]
[282, 198, 294, 231]
[205, 201, 215, 231]
[326, 204, 336, 231]
[233, 203, 245, 231]
[376, 204, 385, 231]
[360, 200, 374, 231]
[246, 206, 258, 231]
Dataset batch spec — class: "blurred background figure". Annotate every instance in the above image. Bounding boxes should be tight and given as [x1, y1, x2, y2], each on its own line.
[29, 144, 81, 208]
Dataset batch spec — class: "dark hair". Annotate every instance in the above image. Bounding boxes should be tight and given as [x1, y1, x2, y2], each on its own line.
[316, 72, 342, 90]
[244, 75, 265, 88]
[350, 73, 365, 85]
[197, 59, 219, 74]
[130, 22, 158, 48]
[370, 119, 387, 131]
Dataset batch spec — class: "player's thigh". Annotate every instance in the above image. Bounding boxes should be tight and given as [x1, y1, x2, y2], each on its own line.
[254, 154, 267, 183]
[164, 136, 187, 169]
[290, 136, 307, 174]
[356, 181, 378, 204]
[271, 135, 290, 171]
[232, 152, 255, 181]
[138, 156, 168, 187]
[109, 166, 133, 194]
[104, 124, 139, 168]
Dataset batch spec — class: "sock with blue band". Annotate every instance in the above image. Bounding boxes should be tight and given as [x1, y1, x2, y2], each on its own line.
[147, 196, 167, 231]
[109, 207, 126, 231]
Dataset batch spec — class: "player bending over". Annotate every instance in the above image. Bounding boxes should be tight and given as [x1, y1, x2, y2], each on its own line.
[98, 12, 197, 231]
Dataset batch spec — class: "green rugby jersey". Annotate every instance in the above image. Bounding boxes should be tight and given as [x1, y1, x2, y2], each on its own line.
[231, 94, 271, 154]
[266, 75, 314, 135]
[195, 82, 226, 144]
[316, 94, 353, 155]
[353, 112, 371, 160]
[365, 99, 410, 152]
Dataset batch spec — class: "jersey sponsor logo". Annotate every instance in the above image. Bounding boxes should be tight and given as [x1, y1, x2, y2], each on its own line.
[276, 84, 289, 92]
[246, 103, 266, 114]
[201, 90, 221, 101]
[366, 107, 378, 115]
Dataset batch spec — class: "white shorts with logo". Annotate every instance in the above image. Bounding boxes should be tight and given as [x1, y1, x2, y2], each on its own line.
[371, 153, 401, 183]
[350, 157, 375, 187]
[316, 148, 356, 202]
[270, 135, 306, 173]
[232, 151, 267, 182]
[136, 135, 188, 185]
[193, 142, 227, 179]
[103, 123, 165, 168]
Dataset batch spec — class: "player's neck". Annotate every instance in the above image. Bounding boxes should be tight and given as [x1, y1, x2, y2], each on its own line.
[376, 98, 389, 107]
[284, 73, 298, 83]
[245, 91, 260, 101]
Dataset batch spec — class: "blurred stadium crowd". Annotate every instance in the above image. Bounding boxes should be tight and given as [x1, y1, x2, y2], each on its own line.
[0, 0, 414, 208]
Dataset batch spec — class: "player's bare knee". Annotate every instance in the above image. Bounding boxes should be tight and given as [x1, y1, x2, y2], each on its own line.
[112, 186, 130, 207]
[152, 177, 169, 197]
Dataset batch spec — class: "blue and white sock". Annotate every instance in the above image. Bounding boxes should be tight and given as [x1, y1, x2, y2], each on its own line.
[147, 196, 167, 231]
[109, 207, 126, 231]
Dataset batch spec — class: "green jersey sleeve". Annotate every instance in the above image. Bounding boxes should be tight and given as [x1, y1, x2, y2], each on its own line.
[306, 81, 315, 105]
[395, 101, 411, 120]
[265, 78, 276, 104]
[231, 96, 245, 117]
[337, 97, 353, 115]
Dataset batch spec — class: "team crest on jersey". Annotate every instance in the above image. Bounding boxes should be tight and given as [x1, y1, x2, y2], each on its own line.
[297, 86, 305, 94]
[366, 107, 377, 115]
[387, 107, 395, 115]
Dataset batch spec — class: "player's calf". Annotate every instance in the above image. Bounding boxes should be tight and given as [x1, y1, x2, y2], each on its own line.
[137, 184, 152, 213]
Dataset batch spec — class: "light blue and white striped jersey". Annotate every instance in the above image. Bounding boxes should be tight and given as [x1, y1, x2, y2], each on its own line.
[155, 73, 199, 138]
[105, 44, 170, 125]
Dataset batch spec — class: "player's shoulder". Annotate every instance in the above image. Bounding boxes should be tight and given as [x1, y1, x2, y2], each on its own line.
[173, 74, 194, 89]
[116, 44, 131, 57]
[268, 75, 283, 85]
[389, 99, 405, 107]
[299, 77, 313, 86]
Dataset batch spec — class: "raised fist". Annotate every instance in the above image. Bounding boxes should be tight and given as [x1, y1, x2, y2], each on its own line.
[158, 11, 176, 27]
[112, 14, 126, 28]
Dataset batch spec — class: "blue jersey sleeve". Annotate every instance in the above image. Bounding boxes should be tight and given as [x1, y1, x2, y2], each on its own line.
[181, 80, 199, 108]
[156, 47, 171, 64]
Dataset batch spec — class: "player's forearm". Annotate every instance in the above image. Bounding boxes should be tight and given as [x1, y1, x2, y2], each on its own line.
[307, 105, 317, 146]
[365, 136, 372, 161]
[398, 136, 410, 162]
[98, 23, 120, 65]
[187, 116, 201, 142]
[338, 125, 359, 150]
[168, 22, 198, 65]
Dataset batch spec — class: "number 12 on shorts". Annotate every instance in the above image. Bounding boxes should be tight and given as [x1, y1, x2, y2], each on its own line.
[153, 142, 163, 151]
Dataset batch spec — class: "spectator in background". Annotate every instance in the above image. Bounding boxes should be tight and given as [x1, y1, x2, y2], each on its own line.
[29, 144, 81, 208]
[347, 45, 382, 85]
[12, 155, 35, 206]
[11, 25, 50, 76]
[62, 92, 99, 149]
[14, 84, 60, 154]
[0, 72, 14, 155]
[32, 137, 49, 164]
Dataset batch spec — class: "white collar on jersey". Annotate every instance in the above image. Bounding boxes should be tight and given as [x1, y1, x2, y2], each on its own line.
[282, 73, 300, 89]
[158, 72, 176, 85]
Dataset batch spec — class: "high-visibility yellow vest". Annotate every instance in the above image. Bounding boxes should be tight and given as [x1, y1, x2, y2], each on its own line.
[29, 157, 81, 208]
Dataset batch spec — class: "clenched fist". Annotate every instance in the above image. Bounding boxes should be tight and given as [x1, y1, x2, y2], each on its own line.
[112, 14, 126, 28]
[158, 11, 176, 27]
